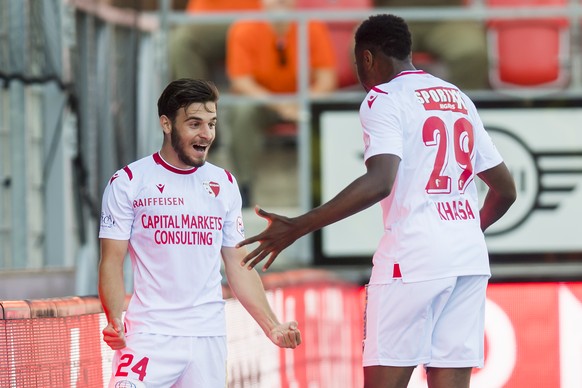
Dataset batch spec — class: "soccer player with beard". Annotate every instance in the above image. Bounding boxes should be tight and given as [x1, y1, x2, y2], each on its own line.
[98, 78, 301, 388]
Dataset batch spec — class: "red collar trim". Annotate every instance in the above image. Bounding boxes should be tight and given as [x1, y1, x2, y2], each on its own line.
[371, 86, 389, 94]
[393, 70, 427, 80]
[153, 152, 198, 175]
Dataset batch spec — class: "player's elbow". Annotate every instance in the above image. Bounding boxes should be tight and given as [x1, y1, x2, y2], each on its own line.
[489, 184, 517, 215]
[505, 185, 517, 205]
[500, 187, 517, 212]
[480, 162, 517, 207]
[498, 178, 517, 207]
[365, 154, 399, 201]
[364, 173, 393, 201]
[375, 180, 393, 201]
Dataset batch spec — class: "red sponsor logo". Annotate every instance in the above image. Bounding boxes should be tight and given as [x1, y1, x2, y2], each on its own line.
[415, 87, 468, 114]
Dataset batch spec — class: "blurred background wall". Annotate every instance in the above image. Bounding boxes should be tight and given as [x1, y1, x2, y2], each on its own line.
[1, 0, 581, 299]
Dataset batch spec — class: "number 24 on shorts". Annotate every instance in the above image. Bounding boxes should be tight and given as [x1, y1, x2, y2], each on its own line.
[115, 353, 150, 381]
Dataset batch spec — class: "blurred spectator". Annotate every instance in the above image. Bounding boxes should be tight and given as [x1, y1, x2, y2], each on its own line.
[168, 0, 261, 84]
[374, 0, 489, 90]
[225, 0, 338, 207]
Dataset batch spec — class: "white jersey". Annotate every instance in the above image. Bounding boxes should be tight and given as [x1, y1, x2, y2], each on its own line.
[361, 70, 503, 283]
[99, 152, 245, 336]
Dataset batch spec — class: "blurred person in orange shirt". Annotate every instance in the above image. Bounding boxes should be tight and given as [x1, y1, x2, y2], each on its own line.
[168, 0, 260, 84]
[225, 0, 338, 206]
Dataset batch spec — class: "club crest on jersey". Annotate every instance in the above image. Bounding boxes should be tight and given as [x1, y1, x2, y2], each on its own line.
[203, 181, 220, 197]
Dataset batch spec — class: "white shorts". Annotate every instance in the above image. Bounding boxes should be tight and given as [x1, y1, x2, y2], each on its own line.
[362, 275, 488, 368]
[108, 333, 227, 388]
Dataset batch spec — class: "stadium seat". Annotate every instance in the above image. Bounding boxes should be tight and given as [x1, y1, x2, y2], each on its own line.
[326, 21, 360, 88]
[486, 0, 570, 89]
[296, 0, 372, 89]
[267, 121, 299, 142]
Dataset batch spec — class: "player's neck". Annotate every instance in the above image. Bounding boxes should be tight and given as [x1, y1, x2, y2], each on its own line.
[393, 60, 416, 75]
[158, 148, 190, 171]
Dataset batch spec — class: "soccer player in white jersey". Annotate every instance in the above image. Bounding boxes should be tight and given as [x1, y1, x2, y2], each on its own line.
[98, 78, 301, 388]
[236, 14, 516, 388]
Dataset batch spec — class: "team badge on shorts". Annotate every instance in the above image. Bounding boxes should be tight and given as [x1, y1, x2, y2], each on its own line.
[114, 379, 144, 388]
[203, 181, 220, 197]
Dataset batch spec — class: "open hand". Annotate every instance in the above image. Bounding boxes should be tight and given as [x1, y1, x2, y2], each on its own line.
[236, 206, 303, 271]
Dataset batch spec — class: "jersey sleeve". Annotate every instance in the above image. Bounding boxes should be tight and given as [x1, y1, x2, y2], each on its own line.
[360, 91, 403, 161]
[465, 97, 504, 174]
[99, 170, 135, 240]
[220, 173, 245, 247]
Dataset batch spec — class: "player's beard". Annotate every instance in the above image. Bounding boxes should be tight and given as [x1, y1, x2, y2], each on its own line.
[170, 125, 210, 168]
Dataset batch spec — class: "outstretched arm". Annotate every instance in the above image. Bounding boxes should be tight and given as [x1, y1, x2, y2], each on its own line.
[98, 238, 129, 350]
[222, 246, 302, 349]
[478, 162, 517, 231]
[237, 154, 400, 270]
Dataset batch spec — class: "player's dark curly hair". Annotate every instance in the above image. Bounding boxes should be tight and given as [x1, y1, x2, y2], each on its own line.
[355, 14, 412, 61]
[157, 78, 219, 122]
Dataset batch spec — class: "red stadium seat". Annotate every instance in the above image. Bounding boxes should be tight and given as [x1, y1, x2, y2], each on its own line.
[486, 0, 570, 89]
[267, 122, 298, 140]
[296, 0, 372, 89]
[327, 21, 359, 88]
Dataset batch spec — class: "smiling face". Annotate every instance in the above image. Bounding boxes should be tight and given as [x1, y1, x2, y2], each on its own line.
[161, 101, 217, 169]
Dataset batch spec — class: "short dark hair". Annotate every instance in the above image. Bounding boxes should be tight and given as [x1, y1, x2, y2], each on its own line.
[157, 78, 219, 122]
[355, 14, 412, 61]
